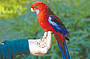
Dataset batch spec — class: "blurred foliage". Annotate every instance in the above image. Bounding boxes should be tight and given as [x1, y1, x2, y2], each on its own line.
[0, 0, 90, 59]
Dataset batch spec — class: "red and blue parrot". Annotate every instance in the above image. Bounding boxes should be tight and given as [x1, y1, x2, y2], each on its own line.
[31, 2, 70, 59]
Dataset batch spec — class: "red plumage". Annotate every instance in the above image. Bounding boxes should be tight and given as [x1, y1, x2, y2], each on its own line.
[31, 2, 70, 59]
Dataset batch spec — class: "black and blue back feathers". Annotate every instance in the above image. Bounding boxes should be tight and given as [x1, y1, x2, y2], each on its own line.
[48, 15, 70, 40]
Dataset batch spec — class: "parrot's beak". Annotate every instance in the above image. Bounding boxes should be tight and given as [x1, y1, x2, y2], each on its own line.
[31, 8, 34, 12]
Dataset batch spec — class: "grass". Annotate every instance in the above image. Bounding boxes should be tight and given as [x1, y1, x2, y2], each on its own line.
[0, 0, 89, 59]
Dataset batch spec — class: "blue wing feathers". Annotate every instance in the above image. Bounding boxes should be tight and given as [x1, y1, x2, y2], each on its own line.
[49, 15, 70, 59]
[48, 16, 68, 35]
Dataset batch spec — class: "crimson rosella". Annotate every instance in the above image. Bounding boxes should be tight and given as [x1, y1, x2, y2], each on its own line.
[31, 2, 70, 59]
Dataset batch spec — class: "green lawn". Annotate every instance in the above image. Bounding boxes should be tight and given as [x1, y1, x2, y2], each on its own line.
[0, 0, 89, 59]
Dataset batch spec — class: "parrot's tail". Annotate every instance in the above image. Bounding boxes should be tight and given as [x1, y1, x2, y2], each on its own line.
[54, 32, 70, 59]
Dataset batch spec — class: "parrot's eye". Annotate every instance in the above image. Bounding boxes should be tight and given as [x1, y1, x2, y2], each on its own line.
[34, 6, 37, 8]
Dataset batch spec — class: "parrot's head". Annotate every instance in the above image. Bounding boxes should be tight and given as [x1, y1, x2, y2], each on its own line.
[31, 2, 48, 14]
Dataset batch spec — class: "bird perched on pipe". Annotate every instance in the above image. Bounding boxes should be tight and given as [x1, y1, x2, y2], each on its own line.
[31, 2, 70, 59]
